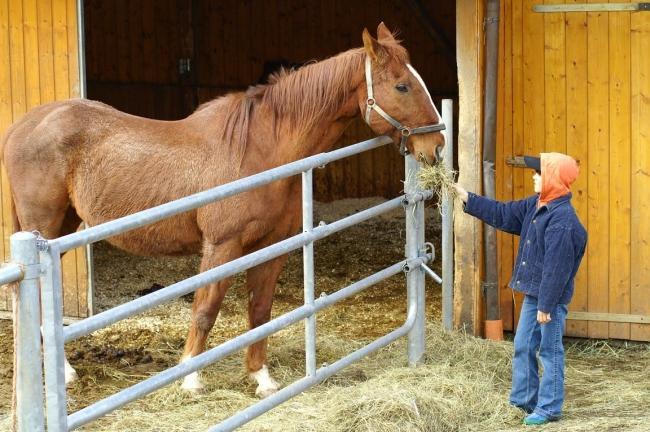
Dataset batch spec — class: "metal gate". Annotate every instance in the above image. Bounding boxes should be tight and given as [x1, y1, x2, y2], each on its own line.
[4, 100, 454, 432]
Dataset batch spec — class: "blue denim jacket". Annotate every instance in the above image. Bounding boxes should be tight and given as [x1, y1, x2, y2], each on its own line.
[464, 192, 587, 313]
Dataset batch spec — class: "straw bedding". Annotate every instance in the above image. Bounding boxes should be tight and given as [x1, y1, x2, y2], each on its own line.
[0, 198, 648, 432]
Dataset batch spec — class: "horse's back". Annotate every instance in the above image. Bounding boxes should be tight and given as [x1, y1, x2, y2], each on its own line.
[3, 99, 207, 254]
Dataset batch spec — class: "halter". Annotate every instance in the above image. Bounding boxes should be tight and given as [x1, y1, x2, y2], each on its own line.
[364, 56, 446, 156]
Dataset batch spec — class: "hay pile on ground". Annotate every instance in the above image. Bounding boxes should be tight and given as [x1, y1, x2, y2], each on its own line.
[63, 321, 524, 432]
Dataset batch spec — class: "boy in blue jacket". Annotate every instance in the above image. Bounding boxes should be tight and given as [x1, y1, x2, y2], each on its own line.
[454, 152, 587, 425]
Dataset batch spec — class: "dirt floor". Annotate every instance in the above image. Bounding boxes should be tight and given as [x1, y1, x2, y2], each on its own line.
[0, 198, 648, 431]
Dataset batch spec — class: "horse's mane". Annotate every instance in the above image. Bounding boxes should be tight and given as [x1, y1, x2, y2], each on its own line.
[195, 38, 408, 164]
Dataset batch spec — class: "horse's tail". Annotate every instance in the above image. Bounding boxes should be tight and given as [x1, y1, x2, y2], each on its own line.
[0, 113, 19, 160]
[10, 190, 20, 233]
[1, 122, 20, 233]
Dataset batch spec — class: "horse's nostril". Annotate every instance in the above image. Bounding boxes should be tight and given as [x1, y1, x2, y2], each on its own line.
[435, 145, 443, 162]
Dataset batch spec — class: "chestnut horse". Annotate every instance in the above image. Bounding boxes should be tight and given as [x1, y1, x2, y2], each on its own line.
[2, 23, 444, 397]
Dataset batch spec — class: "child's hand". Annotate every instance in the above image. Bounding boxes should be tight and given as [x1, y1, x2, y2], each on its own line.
[453, 184, 469, 203]
[537, 311, 552, 324]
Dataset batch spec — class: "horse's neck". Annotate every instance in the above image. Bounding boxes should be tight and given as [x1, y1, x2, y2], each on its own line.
[278, 90, 363, 164]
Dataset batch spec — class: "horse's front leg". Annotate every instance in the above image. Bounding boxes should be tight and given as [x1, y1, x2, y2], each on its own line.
[180, 237, 242, 392]
[246, 255, 288, 398]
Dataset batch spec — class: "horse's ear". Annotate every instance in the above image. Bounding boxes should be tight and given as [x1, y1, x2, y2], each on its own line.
[362, 28, 380, 62]
[377, 22, 395, 43]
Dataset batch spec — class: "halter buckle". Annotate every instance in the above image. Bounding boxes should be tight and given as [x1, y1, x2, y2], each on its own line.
[367, 98, 375, 106]
[400, 127, 412, 137]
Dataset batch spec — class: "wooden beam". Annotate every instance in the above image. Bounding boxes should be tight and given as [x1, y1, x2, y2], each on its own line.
[454, 0, 484, 336]
[0, 311, 81, 325]
[533, 3, 650, 13]
[568, 312, 650, 324]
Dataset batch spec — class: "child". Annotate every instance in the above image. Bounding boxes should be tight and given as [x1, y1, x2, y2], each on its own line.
[454, 152, 587, 425]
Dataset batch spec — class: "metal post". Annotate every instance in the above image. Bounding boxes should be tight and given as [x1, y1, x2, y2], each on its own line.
[441, 99, 455, 331]
[40, 245, 68, 432]
[11, 232, 45, 432]
[302, 169, 316, 377]
[405, 154, 425, 366]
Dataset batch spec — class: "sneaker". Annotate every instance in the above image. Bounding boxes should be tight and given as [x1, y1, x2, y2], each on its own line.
[523, 413, 550, 426]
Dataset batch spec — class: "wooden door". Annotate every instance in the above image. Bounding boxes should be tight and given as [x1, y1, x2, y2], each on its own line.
[496, 0, 650, 341]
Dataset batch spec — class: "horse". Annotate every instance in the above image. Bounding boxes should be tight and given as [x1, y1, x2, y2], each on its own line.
[1, 23, 445, 398]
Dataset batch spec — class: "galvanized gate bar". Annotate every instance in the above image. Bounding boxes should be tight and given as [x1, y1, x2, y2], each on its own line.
[0, 263, 23, 286]
[51, 136, 393, 254]
[40, 244, 69, 432]
[66, 256, 430, 430]
[11, 232, 45, 432]
[441, 99, 455, 331]
[302, 169, 317, 377]
[210, 302, 419, 432]
[25, 98, 454, 431]
[64, 195, 428, 343]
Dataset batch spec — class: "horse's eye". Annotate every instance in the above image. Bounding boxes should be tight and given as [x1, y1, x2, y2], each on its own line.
[395, 83, 409, 93]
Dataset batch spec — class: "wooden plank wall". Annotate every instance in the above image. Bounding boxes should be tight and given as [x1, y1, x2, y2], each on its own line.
[497, 0, 650, 341]
[83, 0, 458, 201]
[0, 0, 87, 317]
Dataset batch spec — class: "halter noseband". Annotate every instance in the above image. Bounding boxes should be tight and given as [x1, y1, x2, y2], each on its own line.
[364, 56, 446, 156]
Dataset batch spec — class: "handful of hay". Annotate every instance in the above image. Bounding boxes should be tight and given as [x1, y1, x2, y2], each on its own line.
[417, 162, 458, 212]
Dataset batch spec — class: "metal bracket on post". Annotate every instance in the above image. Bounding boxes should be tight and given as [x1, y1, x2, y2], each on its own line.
[31, 230, 50, 252]
[11, 232, 46, 432]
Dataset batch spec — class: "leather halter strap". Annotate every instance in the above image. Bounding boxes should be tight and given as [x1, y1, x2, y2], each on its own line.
[364, 56, 445, 155]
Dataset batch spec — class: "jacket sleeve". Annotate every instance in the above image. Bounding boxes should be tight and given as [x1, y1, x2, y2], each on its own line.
[463, 193, 534, 235]
[538, 228, 576, 313]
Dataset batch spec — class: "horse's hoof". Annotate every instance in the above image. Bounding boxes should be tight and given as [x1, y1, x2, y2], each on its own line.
[250, 365, 280, 399]
[181, 372, 205, 393]
[255, 385, 279, 399]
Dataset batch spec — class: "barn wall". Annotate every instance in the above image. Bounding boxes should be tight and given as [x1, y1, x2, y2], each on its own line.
[0, 0, 88, 317]
[83, 0, 458, 201]
[496, 0, 650, 341]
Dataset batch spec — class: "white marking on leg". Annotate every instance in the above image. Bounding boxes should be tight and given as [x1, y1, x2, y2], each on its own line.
[180, 355, 204, 392]
[64, 356, 78, 385]
[249, 364, 279, 398]
[42, 326, 78, 385]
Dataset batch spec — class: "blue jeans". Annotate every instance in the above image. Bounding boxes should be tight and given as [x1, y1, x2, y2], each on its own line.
[510, 295, 568, 420]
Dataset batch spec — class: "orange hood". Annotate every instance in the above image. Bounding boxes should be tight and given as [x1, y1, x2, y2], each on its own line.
[539, 153, 579, 207]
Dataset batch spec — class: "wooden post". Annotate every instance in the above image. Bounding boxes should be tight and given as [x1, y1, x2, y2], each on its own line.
[454, 0, 484, 335]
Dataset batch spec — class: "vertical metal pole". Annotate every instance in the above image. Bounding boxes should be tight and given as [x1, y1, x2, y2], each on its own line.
[441, 99, 455, 331]
[405, 154, 425, 366]
[77, 0, 95, 317]
[76, 0, 86, 98]
[40, 245, 68, 432]
[11, 232, 45, 432]
[302, 169, 316, 377]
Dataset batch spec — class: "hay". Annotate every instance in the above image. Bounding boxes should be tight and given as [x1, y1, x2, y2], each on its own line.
[417, 162, 458, 213]
[1, 198, 649, 432]
[44, 315, 650, 432]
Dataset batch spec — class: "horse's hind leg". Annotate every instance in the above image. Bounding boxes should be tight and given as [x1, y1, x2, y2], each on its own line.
[12, 192, 82, 384]
[10, 185, 71, 239]
[246, 255, 288, 398]
[180, 237, 242, 392]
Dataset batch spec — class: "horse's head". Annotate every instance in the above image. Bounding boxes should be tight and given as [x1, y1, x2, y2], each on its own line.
[358, 23, 445, 164]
